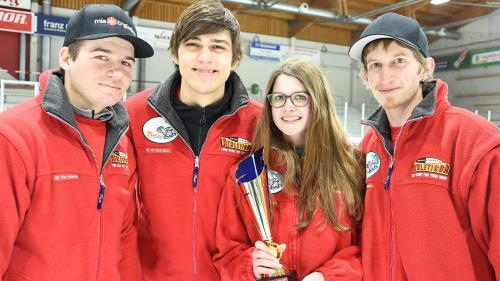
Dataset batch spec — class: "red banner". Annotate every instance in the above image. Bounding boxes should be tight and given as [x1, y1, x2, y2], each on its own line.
[0, 8, 34, 33]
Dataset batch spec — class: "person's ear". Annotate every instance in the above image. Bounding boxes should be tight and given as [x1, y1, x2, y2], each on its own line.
[59, 47, 71, 71]
[231, 58, 240, 70]
[171, 53, 179, 66]
[359, 70, 370, 90]
[420, 57, 435, 81]
[359, 69, 367, 83]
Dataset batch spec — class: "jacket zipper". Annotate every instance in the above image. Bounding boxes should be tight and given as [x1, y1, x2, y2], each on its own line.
[367, 126, 397, 281]
[192, 108, 206, 187]
[95, 131, 127, 281]
[47, 112, 127, 281]
[148, 99, 248, 280]
[364, 116, 422, 281]
[192, 156, 199, 280]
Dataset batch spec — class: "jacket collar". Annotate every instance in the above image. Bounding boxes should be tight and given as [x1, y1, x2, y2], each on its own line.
[39, 69, 130, 165]
[147, 69, 250, 144]
[363, 80, 450, 155]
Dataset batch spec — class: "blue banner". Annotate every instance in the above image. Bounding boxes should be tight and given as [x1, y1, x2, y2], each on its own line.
[36, 14, 69, 36]
[250, 42, 281, 61]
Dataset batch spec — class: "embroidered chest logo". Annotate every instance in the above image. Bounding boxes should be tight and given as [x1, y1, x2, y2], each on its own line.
[366, 151, 381, 178]
[143, 117, 178, 144]
[267, 170, 284, 194]
[53, 173, 79, 182]
[111, 151, 129, 168]
[412, 157, 451, 180]
[220, 137, 252, 154]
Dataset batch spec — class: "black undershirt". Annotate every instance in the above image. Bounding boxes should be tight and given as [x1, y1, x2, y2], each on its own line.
[172, 88, 232, 155]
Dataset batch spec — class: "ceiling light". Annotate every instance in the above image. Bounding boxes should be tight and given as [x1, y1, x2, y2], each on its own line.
[431, 0, 451, 4]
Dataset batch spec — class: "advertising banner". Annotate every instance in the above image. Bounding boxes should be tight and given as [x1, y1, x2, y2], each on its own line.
[0, 0, 31, 10]
[0, 7, 34, 33]
[36, 14, 69, 36]
[434, 47, 500, 71]
[136, 26, 172, 49]
[250, 42, 281, 61]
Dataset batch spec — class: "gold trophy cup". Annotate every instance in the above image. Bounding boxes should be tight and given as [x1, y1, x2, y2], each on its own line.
[236, 150, 290, 281]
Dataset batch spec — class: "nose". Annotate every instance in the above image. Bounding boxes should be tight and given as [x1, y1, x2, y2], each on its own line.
[197, 47, 213, 63]
[376, 65, 396, 84]
[106, 61, 126, 80]
[282, 96, 296, 110]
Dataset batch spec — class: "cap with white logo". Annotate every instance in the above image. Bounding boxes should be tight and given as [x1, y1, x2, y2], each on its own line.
[63, 4, 153, 58]
[348, 12, 428, 62]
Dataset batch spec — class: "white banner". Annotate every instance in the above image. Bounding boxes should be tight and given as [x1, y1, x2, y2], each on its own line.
[136, 26, 172, 49]
[250, 41, 321, 65]
[281, 46, 321, 65]
[0, 0, 31, 10]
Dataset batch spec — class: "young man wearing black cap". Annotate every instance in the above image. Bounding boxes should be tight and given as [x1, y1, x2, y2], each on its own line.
[0, 4, 153, 281]
[125, 0, 261, 280]
[348, 12, 500, 281]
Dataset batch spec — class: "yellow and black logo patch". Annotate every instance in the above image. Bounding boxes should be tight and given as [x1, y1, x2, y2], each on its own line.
[220, 137, 252, 154]
[111, 151, 129, 165]
[411, 157, 450, 180]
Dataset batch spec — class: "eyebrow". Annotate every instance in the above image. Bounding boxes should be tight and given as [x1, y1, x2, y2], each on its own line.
[212, 39, 230, 46]
[271, 91, 308, 95]
[393, 51, 412, 57]
[90, 47, 112, 54]
[366, 51, 411, 63]
[186, 36, 230, 46]
[90, 47, 136, 63]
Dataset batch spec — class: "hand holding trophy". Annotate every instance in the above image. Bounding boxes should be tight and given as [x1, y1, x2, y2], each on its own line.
[236, 150, 290, 281]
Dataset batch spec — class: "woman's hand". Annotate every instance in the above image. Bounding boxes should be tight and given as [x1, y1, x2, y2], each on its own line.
[252, 240, 285, 279]
[302, 272, 325, 281]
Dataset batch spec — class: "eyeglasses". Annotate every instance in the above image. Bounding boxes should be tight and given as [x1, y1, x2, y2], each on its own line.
[267, 92, 310, 108]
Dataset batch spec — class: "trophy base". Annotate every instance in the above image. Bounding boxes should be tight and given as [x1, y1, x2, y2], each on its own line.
[257, 274, 291, 281]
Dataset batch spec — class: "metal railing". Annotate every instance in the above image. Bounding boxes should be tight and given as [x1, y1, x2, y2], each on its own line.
[0, 80, 40, 112]
[2, 79, 498, 131]
[340, 102, 499, 140]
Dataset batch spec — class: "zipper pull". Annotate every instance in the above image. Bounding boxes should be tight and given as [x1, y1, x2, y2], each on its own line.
[384, 164, 393, 190]
[97, 177, 106, 209]
[201, 108, 207, 124]
[192, 156, 200, 188]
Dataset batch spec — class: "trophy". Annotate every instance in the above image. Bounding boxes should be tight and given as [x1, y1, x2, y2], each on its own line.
[236, 149, 290, 281]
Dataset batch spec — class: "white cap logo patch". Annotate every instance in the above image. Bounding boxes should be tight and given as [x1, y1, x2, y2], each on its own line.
[366, 151, 381, 178]
[142, 117, 178, 143]
[267, 170, 284, 194]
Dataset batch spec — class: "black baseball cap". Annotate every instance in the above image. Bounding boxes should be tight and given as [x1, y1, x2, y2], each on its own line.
[63, 4, 154, 58]
[348, 12, 428, 62]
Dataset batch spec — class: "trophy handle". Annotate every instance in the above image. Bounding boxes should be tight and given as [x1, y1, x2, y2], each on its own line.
[261, 240, 289, 280]
[265, 240, 283, 259]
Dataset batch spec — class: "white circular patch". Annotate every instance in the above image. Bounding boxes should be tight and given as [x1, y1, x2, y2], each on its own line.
[142, 117, 178, 144]
[366, 151, 381, 178]
[267, 170, 284, 194]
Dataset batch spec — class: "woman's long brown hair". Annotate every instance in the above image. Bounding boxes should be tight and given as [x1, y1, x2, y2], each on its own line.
[251, 59, 364, 231]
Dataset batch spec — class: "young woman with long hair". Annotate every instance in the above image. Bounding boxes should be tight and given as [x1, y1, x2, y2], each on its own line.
[214, 59, 364, 281]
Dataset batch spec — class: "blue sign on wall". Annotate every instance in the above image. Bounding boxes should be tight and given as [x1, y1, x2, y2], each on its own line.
[36, 14, 69, 36]
[250, 42, 281, 61]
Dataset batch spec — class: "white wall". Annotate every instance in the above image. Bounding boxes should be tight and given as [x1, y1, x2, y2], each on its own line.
[237, 33, 371, 105]
[429, 9, 500, 123]
[26, 5, 500, 124]
[30, 5, 373, 109]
